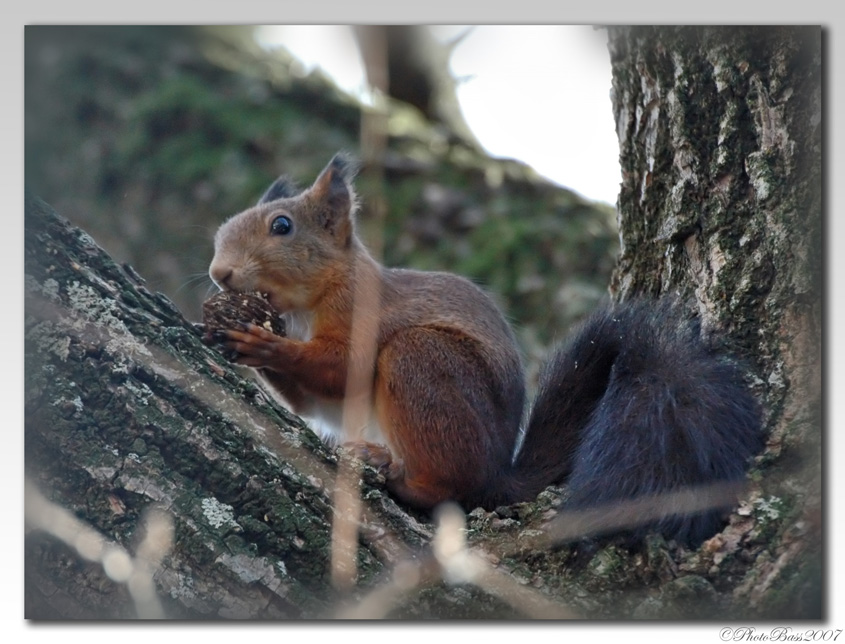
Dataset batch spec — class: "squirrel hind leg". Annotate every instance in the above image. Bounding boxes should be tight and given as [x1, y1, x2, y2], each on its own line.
[372, 327, 524, 511]
[342, 440, 446, 508]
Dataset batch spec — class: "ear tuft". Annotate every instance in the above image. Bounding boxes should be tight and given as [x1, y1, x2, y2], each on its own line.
[257, 176, 301, 206]
[311, 153, 359, 210]
[310, 152, 359, 242]
[327, 151, 360, 183]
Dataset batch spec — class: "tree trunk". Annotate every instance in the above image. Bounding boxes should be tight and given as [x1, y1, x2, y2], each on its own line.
[607, 25, 822, 617]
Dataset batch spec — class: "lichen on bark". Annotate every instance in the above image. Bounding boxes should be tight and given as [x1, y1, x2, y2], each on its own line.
[606, 25, 821, 617]
[24, 194, 433, 618]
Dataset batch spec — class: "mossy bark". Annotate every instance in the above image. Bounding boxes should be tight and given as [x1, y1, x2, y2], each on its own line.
[24, 194, 438, 619]
[607, 25, 822, 617]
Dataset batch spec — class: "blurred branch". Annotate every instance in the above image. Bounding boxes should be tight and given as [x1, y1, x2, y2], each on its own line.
[26, 479, 172, 619]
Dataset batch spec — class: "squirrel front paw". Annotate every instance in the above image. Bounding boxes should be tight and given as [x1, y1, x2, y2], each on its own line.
[218, 323, 289, 368]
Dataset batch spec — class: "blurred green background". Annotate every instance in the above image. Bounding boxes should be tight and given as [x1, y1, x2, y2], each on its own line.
[25, 26, 619, 379]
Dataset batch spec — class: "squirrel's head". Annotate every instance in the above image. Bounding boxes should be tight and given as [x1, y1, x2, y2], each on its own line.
[209, 153, 360, 313]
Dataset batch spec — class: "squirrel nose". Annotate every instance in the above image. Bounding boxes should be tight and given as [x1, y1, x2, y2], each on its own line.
[209, 263, 233, 290]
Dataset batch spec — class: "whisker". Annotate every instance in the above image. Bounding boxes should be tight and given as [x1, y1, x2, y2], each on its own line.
[174, 272, 216, 298]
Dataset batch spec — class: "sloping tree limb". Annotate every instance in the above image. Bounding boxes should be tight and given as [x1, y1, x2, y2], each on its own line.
[24, 194, 440, 619]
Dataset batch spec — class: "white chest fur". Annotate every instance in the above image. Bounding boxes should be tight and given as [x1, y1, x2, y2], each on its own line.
[276, 310, 387, 447]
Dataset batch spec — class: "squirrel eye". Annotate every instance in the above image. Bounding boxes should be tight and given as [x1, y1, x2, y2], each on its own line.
[270, 215, 293, 236]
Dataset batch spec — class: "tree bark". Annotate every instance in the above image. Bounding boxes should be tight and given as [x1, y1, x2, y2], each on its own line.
[24, 194, 439, 619]
[607, 25, 822, 617]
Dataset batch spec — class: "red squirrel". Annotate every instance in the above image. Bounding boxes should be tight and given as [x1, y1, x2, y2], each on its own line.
[208, 154, 763, 545]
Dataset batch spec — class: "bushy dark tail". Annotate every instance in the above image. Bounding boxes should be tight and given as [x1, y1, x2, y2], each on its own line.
[511, 299, 764, 545]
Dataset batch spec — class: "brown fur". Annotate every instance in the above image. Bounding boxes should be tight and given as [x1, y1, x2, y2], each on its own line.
[210, 155, 524, 509]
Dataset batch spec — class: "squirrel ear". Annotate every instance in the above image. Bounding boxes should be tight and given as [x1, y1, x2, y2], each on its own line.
[257, 176, 300, 206]
[309, 153, 359, 240]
